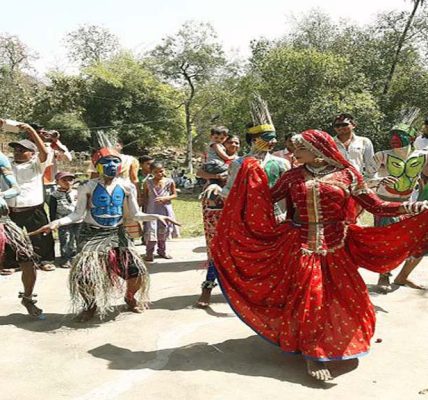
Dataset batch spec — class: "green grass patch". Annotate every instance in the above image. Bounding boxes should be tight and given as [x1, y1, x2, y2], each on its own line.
[172, 194, 375, 238]
[173, 192, 204, 238]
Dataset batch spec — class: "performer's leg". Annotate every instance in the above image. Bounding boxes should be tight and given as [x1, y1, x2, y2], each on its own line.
[125, 276, 147, 313]
[76, 287, 97, 322]
[377, 272, 393, 293]
[394, 257, 425, 289]
[196, 261, 217, 308]
[19, 261, 42, 317]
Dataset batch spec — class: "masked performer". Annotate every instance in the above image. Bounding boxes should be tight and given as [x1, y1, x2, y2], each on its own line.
[0, 151, 41, 317]
[197, 97, 290, 308]
[212, 129, 428, 381]
[36, 133, 179, 321]
[366, 110, 428, 291]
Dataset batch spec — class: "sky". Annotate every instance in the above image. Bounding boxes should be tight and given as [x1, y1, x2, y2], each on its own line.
[1, 0, 410, 75]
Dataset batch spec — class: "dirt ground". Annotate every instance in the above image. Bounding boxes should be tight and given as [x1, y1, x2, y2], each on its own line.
[0, 237, 427, 400]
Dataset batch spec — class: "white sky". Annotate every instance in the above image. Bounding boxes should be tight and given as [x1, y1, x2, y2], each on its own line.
[1, 0, 410, 75]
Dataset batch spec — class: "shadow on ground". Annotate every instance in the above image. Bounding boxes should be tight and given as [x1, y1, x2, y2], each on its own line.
[0, 305, 124, 332]
[89, 335, 359, 388]
[150, 293, 233, 317]
[147, 260, 204, 274]
[192, 246, 207, 254]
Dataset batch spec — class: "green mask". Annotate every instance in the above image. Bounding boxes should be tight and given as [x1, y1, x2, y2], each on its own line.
[386, 153, 426, 194]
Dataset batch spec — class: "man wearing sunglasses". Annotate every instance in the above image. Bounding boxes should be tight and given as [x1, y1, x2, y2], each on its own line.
[333, 113, 375, 179]
[5, 123, 56, 273]
[413, 117, 428, 150]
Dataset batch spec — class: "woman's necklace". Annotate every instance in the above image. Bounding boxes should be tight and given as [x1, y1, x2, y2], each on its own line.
[305, 164, 336, 176]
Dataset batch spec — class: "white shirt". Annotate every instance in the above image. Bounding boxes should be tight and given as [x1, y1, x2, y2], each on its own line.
[4, 156, 46, 208]
[334, 134, 375, 178]
[414, 135, 428, 150]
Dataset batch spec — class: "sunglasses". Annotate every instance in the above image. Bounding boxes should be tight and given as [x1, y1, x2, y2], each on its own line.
[13, 146, 32, 153]
[334, 123, 350, 128]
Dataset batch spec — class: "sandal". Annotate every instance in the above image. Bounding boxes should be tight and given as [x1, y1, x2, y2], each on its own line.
[39, 263, 56, 272]
[157, 253, 172, 259]
[0, 268, 16, 275]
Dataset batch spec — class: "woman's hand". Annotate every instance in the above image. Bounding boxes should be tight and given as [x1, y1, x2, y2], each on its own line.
[379, 176, 399, 188]
[402, 201, 428, 215]
[199, 184, 222, 199]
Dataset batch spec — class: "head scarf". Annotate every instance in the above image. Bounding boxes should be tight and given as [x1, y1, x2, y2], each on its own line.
[292, 129, 365, 186]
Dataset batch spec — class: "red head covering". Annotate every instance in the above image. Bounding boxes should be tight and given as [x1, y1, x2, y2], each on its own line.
[91, 147, 121, 166]
[292, 129, 365, 186]
[292, 129, 365, 222]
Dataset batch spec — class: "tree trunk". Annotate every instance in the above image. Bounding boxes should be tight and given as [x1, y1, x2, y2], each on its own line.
[182, 69, 195, 175]
[382, 0, 421, 96]
[184, 101, 193, 174]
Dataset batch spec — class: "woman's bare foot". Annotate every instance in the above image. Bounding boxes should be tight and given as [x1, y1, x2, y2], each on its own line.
[377, 273, 393, 293]
[76, 306, 97, 322]
[20, 294, 43, 317]
[196, 288, 212, 308]
[306, 359, 333, 381]
[393, 278, 426, 290]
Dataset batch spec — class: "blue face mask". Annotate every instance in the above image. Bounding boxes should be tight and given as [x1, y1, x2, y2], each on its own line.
[97, 156, 121, 177]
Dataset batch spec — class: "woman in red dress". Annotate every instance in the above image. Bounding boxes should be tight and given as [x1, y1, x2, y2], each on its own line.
[212, 129, 428, 381]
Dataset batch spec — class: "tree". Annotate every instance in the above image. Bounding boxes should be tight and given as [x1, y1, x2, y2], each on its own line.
[382, 0, 426, 95]
[249, 42, 385, 146]
[0, 34, 40, 121]
[65, 25, 120, 67]
[0, 33, 34, 73]
[83, 53, 185, 153]
[151, 21, 226, 173]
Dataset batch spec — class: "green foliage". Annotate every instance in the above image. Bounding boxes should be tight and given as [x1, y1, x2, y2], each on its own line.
[65, 24, 120, 67]
[82, 53, 185, 153]
[2, 10, 428, 158]
[46, 112, 90, 151]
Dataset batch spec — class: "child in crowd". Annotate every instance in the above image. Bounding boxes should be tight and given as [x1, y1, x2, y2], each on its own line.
[143, 162, 180, 261]
[202, 127, 235, 182]
[49, 171, 80, 268]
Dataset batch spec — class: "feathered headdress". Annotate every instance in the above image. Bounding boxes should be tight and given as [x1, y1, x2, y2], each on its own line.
[91, 130, 121, 166]
[391, 107, 420, 139]
[247, 94, 275, 135]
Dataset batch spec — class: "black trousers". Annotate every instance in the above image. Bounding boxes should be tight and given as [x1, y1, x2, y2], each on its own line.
[7, 205, 55, 266]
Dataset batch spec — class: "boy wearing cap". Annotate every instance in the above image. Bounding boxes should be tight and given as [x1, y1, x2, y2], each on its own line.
[49, 172, 80, 268]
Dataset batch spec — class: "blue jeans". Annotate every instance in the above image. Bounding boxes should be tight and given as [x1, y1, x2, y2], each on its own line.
[58, 223, 81, 262]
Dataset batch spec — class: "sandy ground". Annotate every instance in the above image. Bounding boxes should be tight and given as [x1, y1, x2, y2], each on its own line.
[0, 236, 427, 400]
